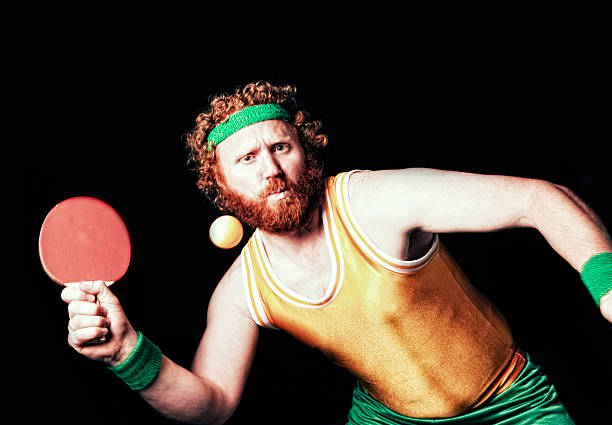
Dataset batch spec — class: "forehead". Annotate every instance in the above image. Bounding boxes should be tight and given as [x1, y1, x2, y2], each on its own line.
[217, 120, 296, 155]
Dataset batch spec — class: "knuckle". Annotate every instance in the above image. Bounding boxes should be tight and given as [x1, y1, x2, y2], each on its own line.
[97, 304, 108, 317]
[75, 326, 105, 342]
[69, 300, 102, 317]
[60, 288, 70, 302]
[97, 316, 110, 327]
[90, 280, 106, 293]
[69, 316, 79, 329]
[89, 328, 108, 342]
[73, 328, 90, 342]
[68, 301, 86, 317]
[70, 315, 84, 329]
[62, 287, 89, 302]
[67, 302, 78, 318]
[67, 333, 80, 350]
[69, 314, 108, 332]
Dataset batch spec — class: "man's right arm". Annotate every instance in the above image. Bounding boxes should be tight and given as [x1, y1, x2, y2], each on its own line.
[139, 256, 259, 424]
[62, 256, 258, 425]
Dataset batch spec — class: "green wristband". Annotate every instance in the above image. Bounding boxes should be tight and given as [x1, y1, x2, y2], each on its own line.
[580, 252, 612, 307]
[108, 331, 162, 390]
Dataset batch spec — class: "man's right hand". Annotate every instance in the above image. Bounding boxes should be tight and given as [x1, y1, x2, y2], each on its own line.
[61, 280, 139, 367]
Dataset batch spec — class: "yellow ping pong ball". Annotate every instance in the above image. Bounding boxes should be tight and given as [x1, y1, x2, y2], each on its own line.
[209, 215, 243, 249]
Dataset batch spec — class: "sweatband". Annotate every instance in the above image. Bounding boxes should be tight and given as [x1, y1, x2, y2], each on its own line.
[108, 331, 162, 390]
[206, 104, 291, 151]
[579, 252, 612, 307]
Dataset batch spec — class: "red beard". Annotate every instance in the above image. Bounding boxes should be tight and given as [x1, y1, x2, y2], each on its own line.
[216, 162, 324, 233]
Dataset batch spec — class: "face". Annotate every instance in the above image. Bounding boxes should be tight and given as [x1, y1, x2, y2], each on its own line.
[214, 120, 323, 233]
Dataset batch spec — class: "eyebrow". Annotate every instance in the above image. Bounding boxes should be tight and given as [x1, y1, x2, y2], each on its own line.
[269, 134, 293, 142]
[234, 145, 257, 161]
[235, 135, 294, 157]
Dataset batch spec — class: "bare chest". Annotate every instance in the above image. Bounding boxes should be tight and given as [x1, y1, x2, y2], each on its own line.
[267, 244, 333, 301]
[263, 230, 434, 301]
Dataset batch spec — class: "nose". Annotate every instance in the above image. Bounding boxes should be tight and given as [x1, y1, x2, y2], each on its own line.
[259, 149, 282, 180]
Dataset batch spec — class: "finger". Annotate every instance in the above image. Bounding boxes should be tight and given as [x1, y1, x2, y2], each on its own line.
[79, 280, 119, 305]
[69, 326, 109, 347]
[67, 300, 108, 319]
[61, 286, 96, 304]
[68, 315, 111, 332]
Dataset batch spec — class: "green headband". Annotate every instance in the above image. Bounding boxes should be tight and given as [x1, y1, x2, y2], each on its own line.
[206, 104, 291, 151]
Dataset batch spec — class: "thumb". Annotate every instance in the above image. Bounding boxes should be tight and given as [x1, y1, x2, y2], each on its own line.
[79, 280, 119, 305]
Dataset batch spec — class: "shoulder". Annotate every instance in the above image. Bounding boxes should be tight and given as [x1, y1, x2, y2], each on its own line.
[345, 168, 446, 238]
[347, 168, 435, 192]
[339, 169, 438, 259]
[345, 168, 424, 220]
[346, 167, 485, 215]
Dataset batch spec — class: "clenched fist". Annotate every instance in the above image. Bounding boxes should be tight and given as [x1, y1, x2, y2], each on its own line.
[61, 280, 138, 367]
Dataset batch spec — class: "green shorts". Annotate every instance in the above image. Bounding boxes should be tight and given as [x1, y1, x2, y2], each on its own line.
[347, 353, 574, 424]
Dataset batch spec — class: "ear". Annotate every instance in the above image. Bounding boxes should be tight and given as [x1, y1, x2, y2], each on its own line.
[211, 162, 228, 192]
[289, 123, 299, 135]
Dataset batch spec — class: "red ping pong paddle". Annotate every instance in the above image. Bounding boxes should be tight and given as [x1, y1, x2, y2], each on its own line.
[39, 196, 131, 343]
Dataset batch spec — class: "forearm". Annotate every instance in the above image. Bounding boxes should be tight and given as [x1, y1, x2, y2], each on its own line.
[138, 355, 231, 425]
[63, 281, 241, 424]
[523, 180, 612, 271]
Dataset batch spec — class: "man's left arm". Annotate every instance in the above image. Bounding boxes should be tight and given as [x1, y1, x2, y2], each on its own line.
[348, 168, 612, 322]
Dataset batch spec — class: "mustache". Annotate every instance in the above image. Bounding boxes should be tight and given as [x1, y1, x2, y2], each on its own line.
[261, 177, 290, 197]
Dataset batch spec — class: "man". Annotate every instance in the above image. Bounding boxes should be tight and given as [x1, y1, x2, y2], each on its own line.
[61, 81, 612, 424]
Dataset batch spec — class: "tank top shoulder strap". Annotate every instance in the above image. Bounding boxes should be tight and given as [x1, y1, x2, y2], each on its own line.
[330, 169, 440, 274]
[240, 239, 278, 329]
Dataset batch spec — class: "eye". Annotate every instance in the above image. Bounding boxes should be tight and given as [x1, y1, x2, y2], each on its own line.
[239, 154, 254, 164]
[272, 143, 290, 153]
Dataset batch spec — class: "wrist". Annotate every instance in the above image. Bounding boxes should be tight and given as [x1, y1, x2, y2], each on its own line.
[110, 327, 140, 367]
[108, 330, 163, 391]
[580, 252, 612, 307]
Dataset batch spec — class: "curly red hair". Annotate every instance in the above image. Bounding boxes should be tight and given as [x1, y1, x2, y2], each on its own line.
[185, 81, 328, 210]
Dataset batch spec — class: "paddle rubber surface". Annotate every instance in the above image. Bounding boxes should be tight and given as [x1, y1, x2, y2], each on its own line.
[39, 197, 131, 285]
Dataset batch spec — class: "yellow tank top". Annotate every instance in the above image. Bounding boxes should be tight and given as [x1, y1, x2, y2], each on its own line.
[240, 170, 516, 418]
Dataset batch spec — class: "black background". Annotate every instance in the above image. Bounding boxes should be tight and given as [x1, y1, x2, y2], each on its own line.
[2, 14, 611, 425]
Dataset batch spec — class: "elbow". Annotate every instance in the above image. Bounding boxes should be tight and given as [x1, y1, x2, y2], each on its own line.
[193, 416, 231, 425]
[551, 182, 574, 196]
[194, 379, 239, 425]
[518, 178, 563, 228]
[520, 178, 589, 228]
[208, 404, 238, 425]
[189, 405, 235, 425]
[167, 375, 237, 425]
